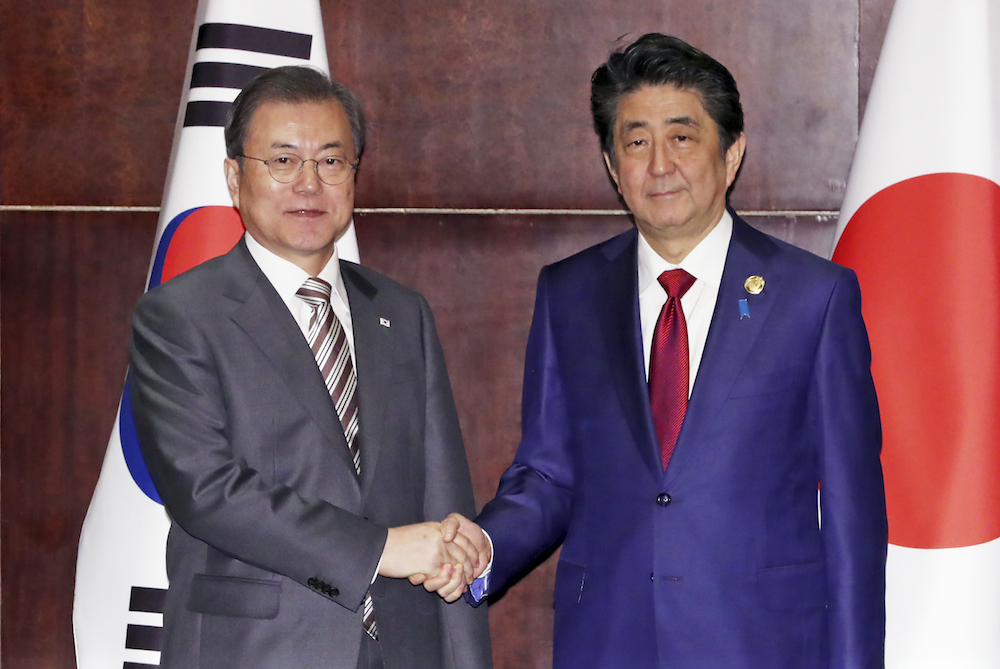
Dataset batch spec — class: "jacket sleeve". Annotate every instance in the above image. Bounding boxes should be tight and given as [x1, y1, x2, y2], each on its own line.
[476, 267, 575, 593]
[810, 268, 888, 669]
[129, 286, 386, 612]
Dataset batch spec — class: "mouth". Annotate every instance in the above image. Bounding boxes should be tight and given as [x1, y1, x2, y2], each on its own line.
[647, 182, 683, 198]
[286, 209, 327, 217]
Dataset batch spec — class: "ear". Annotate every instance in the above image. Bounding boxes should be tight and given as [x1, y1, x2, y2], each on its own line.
[724, 133, 746, 188]
[603, 152, 622, 194]
[224, 157, 242, 209]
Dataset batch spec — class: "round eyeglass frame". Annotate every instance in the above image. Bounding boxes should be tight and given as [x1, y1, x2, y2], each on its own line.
[239, 153, 359, 186]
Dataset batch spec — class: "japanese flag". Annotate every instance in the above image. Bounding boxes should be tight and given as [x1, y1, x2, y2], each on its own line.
[833, 0, 1000, 666]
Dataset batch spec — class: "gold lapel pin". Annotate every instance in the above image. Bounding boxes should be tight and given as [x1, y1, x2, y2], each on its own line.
[744, 275, 765, 295]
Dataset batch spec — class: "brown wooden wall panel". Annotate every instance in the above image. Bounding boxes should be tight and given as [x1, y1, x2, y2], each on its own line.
[0, 211, 157, 668]
[2, 0, 869, 211]
[0, 0, 195, 205]
[331, 0, 860, 211]
[356, 213, 634, 503]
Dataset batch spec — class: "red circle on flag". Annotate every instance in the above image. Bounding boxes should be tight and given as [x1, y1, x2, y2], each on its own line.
[161, 206, 245, 283]
[834, 173, 1000, 548]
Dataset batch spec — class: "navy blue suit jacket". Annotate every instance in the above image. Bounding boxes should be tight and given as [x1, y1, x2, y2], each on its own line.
[477, 215, 887, 668]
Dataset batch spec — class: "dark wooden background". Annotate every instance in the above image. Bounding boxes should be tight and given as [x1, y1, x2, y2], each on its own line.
[1, 0, 895, 666]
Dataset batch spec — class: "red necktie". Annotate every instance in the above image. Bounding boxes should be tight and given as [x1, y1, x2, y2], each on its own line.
[648, 269, 696, 470]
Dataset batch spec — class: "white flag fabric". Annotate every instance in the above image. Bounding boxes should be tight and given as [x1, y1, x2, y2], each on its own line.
[73, 2, 357, 667]
[833, 0, 1000, 666]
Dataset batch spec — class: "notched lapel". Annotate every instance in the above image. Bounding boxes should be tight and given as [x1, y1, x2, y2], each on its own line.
[228, 256, 360, 480]
[596, 231, 663, 476]
[341, 263, 392, 496]
[667, 219, 781, 481]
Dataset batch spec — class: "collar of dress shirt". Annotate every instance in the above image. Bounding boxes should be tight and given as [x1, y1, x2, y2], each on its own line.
[637, 209, 733, 295]
[242, 232, 351, 326]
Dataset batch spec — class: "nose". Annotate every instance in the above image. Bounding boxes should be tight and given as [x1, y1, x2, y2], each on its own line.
[649, 142, 675, 177]
[293, 159, 323, 193]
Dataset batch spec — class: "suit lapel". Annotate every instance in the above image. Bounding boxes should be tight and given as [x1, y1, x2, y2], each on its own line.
[225, 242, 360, 480]
[595, 230, 664, 476]
[341, 262, 393, 497]
[665, 216, 781, 482]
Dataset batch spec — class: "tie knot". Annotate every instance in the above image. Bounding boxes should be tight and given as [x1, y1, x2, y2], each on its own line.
[657, 269, 695, 299]
[296, 277, 333, 308]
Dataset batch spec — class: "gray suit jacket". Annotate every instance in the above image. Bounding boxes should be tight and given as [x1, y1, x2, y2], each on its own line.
[129, 239, 491, 669]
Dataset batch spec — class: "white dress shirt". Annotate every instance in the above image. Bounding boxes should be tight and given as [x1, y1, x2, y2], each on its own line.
[244, 233, 355, 365]
[637, 210, 733, 395]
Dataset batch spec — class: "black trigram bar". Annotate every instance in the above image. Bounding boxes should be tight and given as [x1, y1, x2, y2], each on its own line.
[191, 62, 268, 90]
[123, 663, 158, 669]
[125, 624, 163, 652]
[129, 586, 167, 614]
[196, 23, 312, 59]
[183, 100, 231, 128]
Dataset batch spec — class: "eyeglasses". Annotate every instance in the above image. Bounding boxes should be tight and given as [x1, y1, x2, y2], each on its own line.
[239, 153, 358, 186]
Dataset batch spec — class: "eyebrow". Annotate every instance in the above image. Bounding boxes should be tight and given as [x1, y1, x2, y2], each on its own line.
[621, 116, 699, 132]
[269, 141, 346, 152]
[665, 115, 699, 127]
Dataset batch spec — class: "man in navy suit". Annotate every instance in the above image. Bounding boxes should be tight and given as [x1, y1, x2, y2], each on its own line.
[452, 33, 887, 668]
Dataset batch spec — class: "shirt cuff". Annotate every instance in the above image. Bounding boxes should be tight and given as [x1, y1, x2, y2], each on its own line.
[470, 529, 494, 602]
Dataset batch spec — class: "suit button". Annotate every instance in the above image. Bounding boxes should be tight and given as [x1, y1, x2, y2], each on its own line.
[656, 493, 672, 506]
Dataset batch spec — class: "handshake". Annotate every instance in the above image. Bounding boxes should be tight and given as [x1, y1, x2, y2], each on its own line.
[378, 513, 491, 602]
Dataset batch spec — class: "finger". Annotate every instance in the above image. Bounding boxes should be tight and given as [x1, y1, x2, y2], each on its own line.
[452, 517, 491, 574]
[448, 532, 481, 583]
[435, 566, 467, 602]
[459, 519, 488, 553]
[421, 566, 454, 593]
[443, 583, 467, 603]
[449, 531, 478, 563]
[408, 573, 427, 585]
[440, 515, 460, 543]
[444, 541, 475, 582]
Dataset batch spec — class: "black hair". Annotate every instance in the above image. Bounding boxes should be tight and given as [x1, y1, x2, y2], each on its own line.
[225, 66, 366, 167]
[591, 33, 743, 165]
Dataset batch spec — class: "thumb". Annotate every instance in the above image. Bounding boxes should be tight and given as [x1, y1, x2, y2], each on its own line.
[440, 514, 461, 542]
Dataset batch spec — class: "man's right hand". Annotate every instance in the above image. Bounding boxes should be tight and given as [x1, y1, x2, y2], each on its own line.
[378, 521, 479, 602]
[408, 513, 492, 599]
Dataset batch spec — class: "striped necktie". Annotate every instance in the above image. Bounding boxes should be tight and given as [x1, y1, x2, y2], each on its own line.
[296, 277, 377, 641]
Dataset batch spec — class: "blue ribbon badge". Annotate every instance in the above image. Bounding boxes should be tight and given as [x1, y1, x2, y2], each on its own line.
[739, 299, 750, 319]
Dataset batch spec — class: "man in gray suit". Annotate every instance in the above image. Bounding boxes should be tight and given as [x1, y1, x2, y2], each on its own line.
[129, 66, 491, 669]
